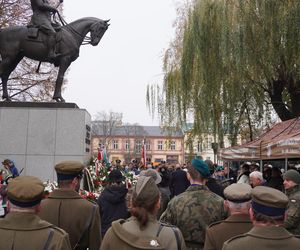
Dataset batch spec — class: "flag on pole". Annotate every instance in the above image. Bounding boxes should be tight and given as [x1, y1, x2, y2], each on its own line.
[95, 145, 103, 176]
[141, 139, 146, 167]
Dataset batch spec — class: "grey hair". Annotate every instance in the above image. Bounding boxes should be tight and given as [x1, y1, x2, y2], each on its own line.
[249, 171, 263, 181]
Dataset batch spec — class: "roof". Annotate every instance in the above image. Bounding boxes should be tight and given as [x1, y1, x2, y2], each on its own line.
[92, 123, 183, 137]
[220, 117, 300, 160]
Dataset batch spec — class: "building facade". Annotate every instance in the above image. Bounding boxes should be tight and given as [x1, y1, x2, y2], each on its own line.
[91, 125, 185, 165]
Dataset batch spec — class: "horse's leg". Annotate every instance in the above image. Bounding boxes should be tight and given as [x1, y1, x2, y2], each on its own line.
[0, 56, 23, 101]
[53, 59, 71, 102]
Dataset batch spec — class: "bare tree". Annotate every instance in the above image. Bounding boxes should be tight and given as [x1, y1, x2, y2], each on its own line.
[91, 111, 123, 150]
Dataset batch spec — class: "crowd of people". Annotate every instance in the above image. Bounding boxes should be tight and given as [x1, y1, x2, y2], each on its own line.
[0, 157, 300, 249]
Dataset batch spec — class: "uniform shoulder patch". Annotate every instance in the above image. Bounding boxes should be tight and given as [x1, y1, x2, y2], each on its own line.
[208, 220, 223, 228]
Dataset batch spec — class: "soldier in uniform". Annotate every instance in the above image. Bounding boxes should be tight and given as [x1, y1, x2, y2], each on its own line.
[283, 169, 300, 234]
[204, 183, 253, 250]
[29, 0, 62, 59]
[101, 176, 186, 250]
[222, 186, 300, 250]
[0, 176, 71, 249]
[39, 161, 101, 250]
[160, 158, 226, 250]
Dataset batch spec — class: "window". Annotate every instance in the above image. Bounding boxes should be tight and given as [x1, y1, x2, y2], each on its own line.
[197, 141, 202, 152]
[170, 140, 176, 150]
[112, 140, 118, 150]
[146, 140, 151, 150]
[135, 140, 142, 153]
[125, 140, 130, 151]
[157, 141, 163, 150]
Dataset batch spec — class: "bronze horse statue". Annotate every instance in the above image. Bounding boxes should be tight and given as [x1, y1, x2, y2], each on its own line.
[0, 17, 109, 102]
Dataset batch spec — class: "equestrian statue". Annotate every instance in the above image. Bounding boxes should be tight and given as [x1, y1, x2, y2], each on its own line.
[0, 0, 109, 102]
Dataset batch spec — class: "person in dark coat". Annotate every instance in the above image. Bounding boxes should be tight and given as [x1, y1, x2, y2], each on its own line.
[205, 160, 225, 198]
[169, 164, 190, 198]
[97, 169, 130, 237]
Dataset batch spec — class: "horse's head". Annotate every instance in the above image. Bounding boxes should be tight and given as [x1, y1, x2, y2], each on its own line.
[90, 19, 110, 46]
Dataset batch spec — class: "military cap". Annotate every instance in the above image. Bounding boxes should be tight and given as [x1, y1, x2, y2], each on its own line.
[7, 176, 44, 207]
[2, 159, 11, 165]
[251, 186, 288, 216]
[191, 158, 210, 178]
[284, 169, 300, 185]
[139, 169, 162, 184]
[55, 161, 85, 180]
[224, 183, 252, 203]
[133, 176, 159, 205]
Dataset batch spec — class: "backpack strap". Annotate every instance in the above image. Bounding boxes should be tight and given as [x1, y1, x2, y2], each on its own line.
[73, 204, 97, 250]
[171, 227, 182, 250]
[43, 228, 54, 250]
[156, 223, 164, 237]
[157, 223, 181, 250]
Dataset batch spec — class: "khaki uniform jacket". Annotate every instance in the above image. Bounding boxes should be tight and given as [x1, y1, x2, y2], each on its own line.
[204, 214, 252, 250]
[222, 226, 300, 250]
[100, 215, 187, 250]
[39, 189, 101, 250]
[0, 212, 71, 250]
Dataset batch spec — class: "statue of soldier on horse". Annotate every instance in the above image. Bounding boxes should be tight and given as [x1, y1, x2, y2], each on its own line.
[0, 0, 109, 102]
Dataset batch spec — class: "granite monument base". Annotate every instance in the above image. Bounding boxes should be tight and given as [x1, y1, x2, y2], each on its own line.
[0, 102, 91, 181]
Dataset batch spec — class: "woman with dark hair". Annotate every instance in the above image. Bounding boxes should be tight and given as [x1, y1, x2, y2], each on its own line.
[100, 176, 186, 250]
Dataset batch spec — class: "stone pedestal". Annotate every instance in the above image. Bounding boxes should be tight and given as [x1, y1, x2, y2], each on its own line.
[0, 102, 91, 181]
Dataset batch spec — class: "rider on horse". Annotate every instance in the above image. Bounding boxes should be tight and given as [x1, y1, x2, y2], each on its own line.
[28, 0, 63, 60]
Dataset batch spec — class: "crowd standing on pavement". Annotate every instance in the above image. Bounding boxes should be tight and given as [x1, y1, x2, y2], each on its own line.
[1, 157, 300, 249]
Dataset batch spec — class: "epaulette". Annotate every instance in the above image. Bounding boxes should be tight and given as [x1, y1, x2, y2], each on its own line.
[208, 220, 223, 228]
[294, 234, 300, 239]
[51, 225, 68, 236]
[225, 233, 247, 243]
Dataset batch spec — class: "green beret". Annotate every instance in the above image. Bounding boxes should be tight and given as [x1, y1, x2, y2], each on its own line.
[191, 158, 210, 178]
[216, 165, 224, 172]
[55, 161, 85, 180]
[284, 169, 300, 185]
[224, 183, 252, 202]
[133, 176, 159, 205]
[8, 176, 44, 207]
[251, 186, 288, 216]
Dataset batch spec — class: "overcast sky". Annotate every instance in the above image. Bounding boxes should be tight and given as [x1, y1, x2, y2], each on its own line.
[63, 0, 178, 125]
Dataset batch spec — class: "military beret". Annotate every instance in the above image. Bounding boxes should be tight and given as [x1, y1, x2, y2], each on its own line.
[215, 165, 224, 172]
[284, 169, 300, 185]
[7, 176, 44, 207]
[55, 161, 85, 180]
[191, 158, 210, 178]
[139, 169, 162, 185]
[133, 176, 159, 205]
[224, 183, 252, 203]
[251, 186, 288, 216]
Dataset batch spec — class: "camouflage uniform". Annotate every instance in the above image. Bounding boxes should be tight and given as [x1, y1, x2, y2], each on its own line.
[284, 185, 300, 234]
[160, 185, 226, 250]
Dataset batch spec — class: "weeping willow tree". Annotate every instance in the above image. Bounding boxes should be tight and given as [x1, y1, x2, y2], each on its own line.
[147, 0, 300, 146]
